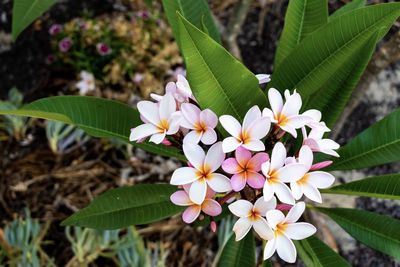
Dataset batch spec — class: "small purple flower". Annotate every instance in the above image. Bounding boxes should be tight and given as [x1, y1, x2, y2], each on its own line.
[136, 10, 150, 19]
[133, 73, 144, 84]
[58, 37, 73, 52]
[49, 24, 63, 35]
[45, 54, 55, 65]
[96, 42, 112, 56]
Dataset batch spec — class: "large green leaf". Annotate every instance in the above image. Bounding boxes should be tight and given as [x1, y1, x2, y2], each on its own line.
[274, 0, 328, 67]
[62, 184, 183, 229]
[330, 0, 366, 19]
[162, 0, 220, 46]
[269, 3, 400, 98]
[316, 207, 400, 260]
[217, 232, 256, 267]
[322, 173, 400, 200]
[327, 108, 400, 170]
[295, 236, 351, 267]
[0, 96, 185, 161]
[177, 14, 267, 121]
[12, 0, 57, 40]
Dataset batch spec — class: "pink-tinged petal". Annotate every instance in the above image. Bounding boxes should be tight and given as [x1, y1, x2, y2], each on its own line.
[247, 117, 271, 139]
[253, 217, 274, 240]
[276, 234, 296, 263]
[189, 179, 207, 204]
[207, 173, 232, 192]
[149, 132, 166, 144]
[205, 142, 225, 172]
[270, 142, 286, 171]
[303, 138, 320, 151]
[231, 173, 247, 192]
[159, 93, 176, 120]
[181, 103, 200, 126]
[268, 88, 283, 116]
[303, 184, 322, 203]
[228, 199, 253, 217]
[275, 163, 309, 183]
[182, 205, 201, 224]
[310, 161, 333, 171]
[276, 203, 293, 212]
[176, 74, 192, 97]
[262, 108, 277, 123]
[235, 146, 252, 168]
[201, 128, 217, 145]
[263, 179, 275, 202]
[285, 156, 297, 165]
[255, 74, 271, 84]
[263, 238, 277, 260]
[242, 140, 265, 152]
[285, 115, 311, 129]
[129, 124, 159, 141]
[170, 191, 192, 206]
[280, 124, 297, 138]
[298, 145, 313, 169]
[219, 115, 242, 138]
[201, 199, 222, 216]
[243, 106, 262, 130]
[285, 222, 316, 240]
[161, 138, 172, 146]
[200, 109, 218, 128]
[232, 217, 252, 241]
[281, 91, 302, 117]
[284, 202, 305, 224]
[222, 137, 241, 153]
[210, 221, 217, 232]
[183, 143, 205, 170]
[165, 81, 177, 94]
[247, 152, 269, 171]
[222, 158, 241, 174]
[182, 184, 191, 193]
[246, 172, 265, 189]
[254, 196, 276, 215]
[274, 182, 295, 205]
[290, 181, 303, 200]
[261, 161, 271, 177]
[183, 130, 202, 144]
[170, 167, 198, 185]
[205, 187, 216, 199]
[137, 101, 160, 125]
[266, 209, 285, 229]
[307, 171, 335, 188]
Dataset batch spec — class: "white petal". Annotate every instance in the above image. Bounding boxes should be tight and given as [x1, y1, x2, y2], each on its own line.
[254, 197, 277, 215]
[280, 124, 298, 138]
[307, 171, 335, 188]
[247, 117, 271, 139]
[205, 142, 225, 172]
[201, 128, 217, 145]
[276, 234, 297, 263]
[290, 181, 303, 200]
[183, 143, 205, 170]
[137, 101, 160, 125]
[189, 179, 207, 205]
[275, 163, 308, 183]
[270, 142, 286, 171]
[253, 217, 274, 240]
[284, 202, 305, 224]
[207, 173, 231, 192]
[285, 115, 311, 129]
[149, 132, 166, 144]
[159, 93, 176, 120]
[268, 88, 283, 116]
[219, 115, 242, 138]
[222, 137, 241, 153]
[150, 93, 163, 102]
[318, 139, 340, 150]
[302, 109, 321, 122]
[262, 108, 277, 123]
[298, 145, 313, 169]
[170, 167, 198, 185]
[181, 103, 200, 126]
[320, 147, 340, 157]
[281, 91, 302, 117]
[129, 124, 159, 141]
[263, 238, 277, 260]
[274, 182, 295, 205]
[261, 161, 271, 177]
[242, 140, 265, 152]
[255, 74, 271, 84]
[285, 223, 316, 240]
[263, 179, 275, 202]
[200, 109, 218, 128]
[232, 217, 252, 241]
[243, 106, 262, 130]
[228, 200, 253, 217]
[266, 209, 285, 229]
[183, 130, 202, 144]
[303, 184, 322, 203]
[166, 112, 181, 134]
[308, 128, 324, 140]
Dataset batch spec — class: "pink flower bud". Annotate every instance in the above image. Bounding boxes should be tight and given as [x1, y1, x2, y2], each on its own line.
[96, 42, 112, 56]
[45, 54, 55, 65]
[210, 221, 217, 233]
[49, 24, 62, 35]
[276, 203, 293, 212]
[58, 37, 73, 52]
[161, 138, 172, 146]
[310, 160, 333, 171]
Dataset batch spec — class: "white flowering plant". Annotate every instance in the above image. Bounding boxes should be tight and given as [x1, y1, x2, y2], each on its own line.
[4, 0, 400, 265]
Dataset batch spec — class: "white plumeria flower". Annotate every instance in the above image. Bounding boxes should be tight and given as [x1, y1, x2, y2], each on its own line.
[264, 202, 316, 263]
[290, 146, 335, 203]
[255, 74, 271, 84]
[229, 197, 276, 241]
[302, 128, 340, 157]
[151, 75, 196, 104]
[302, 109, 330, 132]
[170, 142, 231, 204]
[129, 93, 181, 144]
[261, 142, 308, 205]
[219, 106, 271, 153]
[76, 71, 95, 95]
[180, 103, 218, 145]
[263, 88, 311, 138]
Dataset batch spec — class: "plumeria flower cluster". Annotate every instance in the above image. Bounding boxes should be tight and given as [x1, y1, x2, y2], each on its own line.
[130, 74, 340, 263]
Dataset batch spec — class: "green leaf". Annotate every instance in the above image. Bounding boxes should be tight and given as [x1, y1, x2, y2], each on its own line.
[12, 0, 57, 40]
[316, 207, 400, 260]
[217, 231, 256, 267]
[0, 96, 185, 161]
[177, 13, 267, 121]
[322, 173, 400, 200]
[306, 29, 380, 127]
[162, 0, 220, 45]
[328, 108, 400, 170]
[295, 236, 351, 267]
[269, 3, 400, 98]
[274, 0, 328, 67]
[62, 184, 183, 229]
[330, 0, 366, 19]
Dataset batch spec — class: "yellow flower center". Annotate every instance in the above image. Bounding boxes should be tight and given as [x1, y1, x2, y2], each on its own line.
[157, 119, 169, 133]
